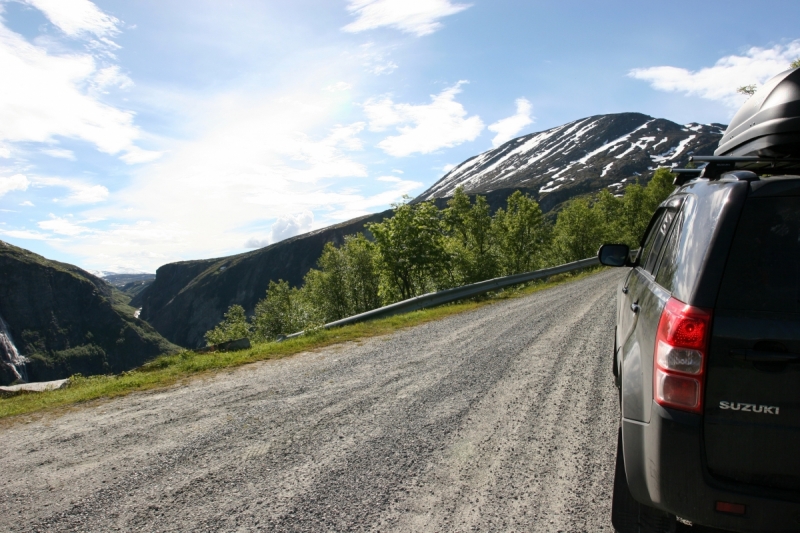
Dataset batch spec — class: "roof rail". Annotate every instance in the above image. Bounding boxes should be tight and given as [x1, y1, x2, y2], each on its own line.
[671, 155, 800, 185]
[692, 156, 800, 179]
[672, 168, 702, 186]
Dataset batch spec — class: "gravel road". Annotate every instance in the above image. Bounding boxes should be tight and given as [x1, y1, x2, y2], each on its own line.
[1, 269, 623, 533]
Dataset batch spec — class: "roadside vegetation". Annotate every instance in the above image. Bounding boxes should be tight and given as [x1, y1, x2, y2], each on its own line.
[206, 167, 675, 344]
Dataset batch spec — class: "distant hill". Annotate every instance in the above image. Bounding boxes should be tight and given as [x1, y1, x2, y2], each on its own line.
[0, 241, 177, 384]
[418, 112, 723, 208]
[136, 112, 726, 349]
[100, 272, 156, 287]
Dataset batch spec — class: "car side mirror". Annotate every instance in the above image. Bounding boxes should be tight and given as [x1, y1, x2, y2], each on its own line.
[598, 243, 632, 267]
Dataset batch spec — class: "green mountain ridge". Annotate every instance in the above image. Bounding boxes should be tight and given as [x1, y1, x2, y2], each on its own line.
[0, 240, 178, 385]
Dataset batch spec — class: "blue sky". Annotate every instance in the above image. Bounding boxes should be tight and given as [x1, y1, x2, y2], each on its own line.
[1, 0, 799, 273]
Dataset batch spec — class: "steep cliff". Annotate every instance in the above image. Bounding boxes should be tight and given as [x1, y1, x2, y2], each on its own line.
[0, 241, 178, 384]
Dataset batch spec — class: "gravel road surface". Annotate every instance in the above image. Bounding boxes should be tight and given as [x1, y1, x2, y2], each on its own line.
[1, 269, 623, 533]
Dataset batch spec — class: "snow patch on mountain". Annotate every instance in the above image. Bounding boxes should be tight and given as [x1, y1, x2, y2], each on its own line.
[418, 112, 725, 202]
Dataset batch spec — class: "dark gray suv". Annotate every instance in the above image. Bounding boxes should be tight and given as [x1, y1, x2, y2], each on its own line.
[600, 67, 800, 533]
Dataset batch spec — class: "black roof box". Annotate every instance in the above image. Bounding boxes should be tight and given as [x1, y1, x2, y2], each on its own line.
[716, 67, 800, 157]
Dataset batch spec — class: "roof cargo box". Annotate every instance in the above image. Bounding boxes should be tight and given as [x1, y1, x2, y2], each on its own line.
[716, 68, 800, 157]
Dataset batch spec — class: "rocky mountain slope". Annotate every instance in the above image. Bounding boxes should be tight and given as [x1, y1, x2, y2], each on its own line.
[418, 112, 724, 207]
[0, 241, 177, 384]
[139, 210, 393, 348]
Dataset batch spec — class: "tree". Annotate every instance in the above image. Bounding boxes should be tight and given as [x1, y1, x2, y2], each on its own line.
[443, 187, 500, 284]
[251, 280, 308, 341]
[368, 198, 447, 300]
[643, 167, 676, 214]
[303, 234, 381, 322]
[341, 234, 382, 314]
[204, 304, 251, 346]
[594, 189, 625, 242]
[792, 58, 800, 69]
[737, 84, 757, 96]
[551, 198, 606, 263]
[492, 191, 549, 275]
[594, 168, 677, 248]
[303, 243, 350, 322]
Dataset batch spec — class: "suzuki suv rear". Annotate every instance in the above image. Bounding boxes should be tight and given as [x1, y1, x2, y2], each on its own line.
[600, 67, 800, 533]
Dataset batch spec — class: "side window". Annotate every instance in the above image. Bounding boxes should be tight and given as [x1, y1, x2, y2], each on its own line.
[639, 201, 682, 275]
[654, 206, 685, 292]
[638, 209, 666, 270]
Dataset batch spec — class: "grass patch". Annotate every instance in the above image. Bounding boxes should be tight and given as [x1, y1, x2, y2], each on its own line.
[0, 267, 604, 421]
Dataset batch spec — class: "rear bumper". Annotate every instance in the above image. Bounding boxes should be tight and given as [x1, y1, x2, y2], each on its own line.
[622, 401, 800, 532]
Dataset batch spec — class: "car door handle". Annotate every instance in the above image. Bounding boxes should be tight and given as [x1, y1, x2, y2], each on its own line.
[731, 349, 800, 363]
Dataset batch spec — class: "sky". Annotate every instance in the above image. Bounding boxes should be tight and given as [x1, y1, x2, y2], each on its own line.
[0, 0, 799, 273]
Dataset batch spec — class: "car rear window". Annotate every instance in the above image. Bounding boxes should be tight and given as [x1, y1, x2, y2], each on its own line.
[717, 196, 800, 313]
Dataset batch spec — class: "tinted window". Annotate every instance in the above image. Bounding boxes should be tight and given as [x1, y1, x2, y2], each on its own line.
[655, 206, 685, 292]
[639, 209, 666, 271]
[641, 206, 679, 274]
[717, 197, 800, 313]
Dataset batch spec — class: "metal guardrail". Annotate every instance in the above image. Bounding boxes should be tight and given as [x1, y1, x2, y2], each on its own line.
[280, 256, 600, 341]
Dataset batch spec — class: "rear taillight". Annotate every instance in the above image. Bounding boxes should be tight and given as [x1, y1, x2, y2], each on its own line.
[654, 297, 712, 414]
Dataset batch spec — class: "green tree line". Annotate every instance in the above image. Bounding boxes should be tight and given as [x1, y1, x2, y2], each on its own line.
[205, 167, 675, 345]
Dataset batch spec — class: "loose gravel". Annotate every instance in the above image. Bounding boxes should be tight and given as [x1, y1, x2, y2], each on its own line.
[0, 269, 623, 533]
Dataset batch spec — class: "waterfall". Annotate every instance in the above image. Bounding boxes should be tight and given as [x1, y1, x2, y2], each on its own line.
[0, 314, 28, 383]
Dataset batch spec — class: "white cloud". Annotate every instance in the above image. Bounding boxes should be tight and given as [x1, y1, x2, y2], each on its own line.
[364, 81, 484, 156]
[488, 98, 534, 147]
[0, 229, 50, 240]
[89, 65, 133, 94]
[0, 145, 10, 158]
[41, 148, 75, 160]
[275, 211, 313, 243]
[442, 163, 455, 173]
[119, 146, 163, 164]
[0, 173, 29, 196]
[369, 59, 397, 75]
[37, 214, 92, 236]
[629, 40, 800, 108]
[68, 184, 108, 203]
[358, 43, 398, 75]
[343, 0, 470, 37]
[31, 176, 109, 204]
[0, 3, 147, 162]
[244, 212, 314, 249]
[22, 0, 121, 39]
[19, 200, 34, 206]
[324, 81, 352, 92]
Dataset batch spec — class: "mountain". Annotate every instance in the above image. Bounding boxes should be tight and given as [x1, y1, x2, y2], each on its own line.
[138, 210, 393, 348]
[137, 112, 726, 350]
[418, 112, 724, 210]
[0, 241, 177, 385]
[94, 272, 155, 286]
